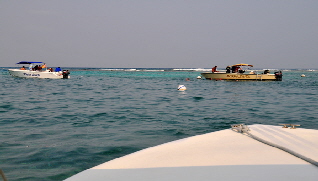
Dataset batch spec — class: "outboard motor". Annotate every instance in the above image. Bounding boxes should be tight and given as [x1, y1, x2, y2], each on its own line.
[62, 70, 70, 79]
[274, 71, 283, 81]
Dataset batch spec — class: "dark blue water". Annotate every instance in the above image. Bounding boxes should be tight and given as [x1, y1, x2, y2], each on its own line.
[1, 68, 318, 180]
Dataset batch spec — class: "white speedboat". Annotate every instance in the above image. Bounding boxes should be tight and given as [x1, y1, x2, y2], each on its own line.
[65, 124, 318, 181]
[201, 63, 283, 81]
[8, 61, 70, 79]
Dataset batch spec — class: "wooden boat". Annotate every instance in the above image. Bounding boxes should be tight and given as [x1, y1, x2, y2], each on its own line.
[65, 124, 318, 181]
[201, 63, 283, 81]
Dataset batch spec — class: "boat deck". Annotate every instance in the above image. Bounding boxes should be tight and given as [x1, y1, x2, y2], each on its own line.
[65, 124, 318, 181]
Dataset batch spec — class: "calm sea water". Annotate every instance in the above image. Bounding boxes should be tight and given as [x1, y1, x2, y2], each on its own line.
[1, 68, 318, 181]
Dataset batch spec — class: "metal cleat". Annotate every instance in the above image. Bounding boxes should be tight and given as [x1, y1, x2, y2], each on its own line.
[290, 124, 300, 129]
[279, 124, 291, 128]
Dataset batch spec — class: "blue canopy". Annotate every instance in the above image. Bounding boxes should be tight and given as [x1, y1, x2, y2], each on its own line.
[16, 61, 44, 64]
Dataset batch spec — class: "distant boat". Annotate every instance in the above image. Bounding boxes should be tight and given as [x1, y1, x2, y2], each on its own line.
[201, 63, 283, 81]
[8, 61, 70, 79]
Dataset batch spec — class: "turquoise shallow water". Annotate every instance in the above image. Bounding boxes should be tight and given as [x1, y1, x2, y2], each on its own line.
[1, 68, 318, 180]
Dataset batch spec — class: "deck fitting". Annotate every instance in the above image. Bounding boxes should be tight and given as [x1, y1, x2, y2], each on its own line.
[279, 124, 300, 129]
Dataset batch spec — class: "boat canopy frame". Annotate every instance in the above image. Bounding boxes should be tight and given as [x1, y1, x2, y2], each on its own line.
[232, 63, 253, 67]
[16, 61, 44, 64]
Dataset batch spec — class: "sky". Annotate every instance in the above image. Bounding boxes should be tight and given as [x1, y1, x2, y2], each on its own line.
[1, 0, 318, 69]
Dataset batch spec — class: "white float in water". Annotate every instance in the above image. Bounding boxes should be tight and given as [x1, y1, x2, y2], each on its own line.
[177, 85, 186, 91]
[301, 74, 306, 77]
[197, 76, 201, 79]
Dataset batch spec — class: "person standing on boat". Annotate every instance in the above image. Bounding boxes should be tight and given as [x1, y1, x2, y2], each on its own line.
[235, 66, 240, 73]
[38, 65, 42, 71]
[41, 63, 47, 71]
[20, 66, 26, 70]
[212, 66, 218, 73]
[231, 66, 236, 73]
[226, 66, 231, 73]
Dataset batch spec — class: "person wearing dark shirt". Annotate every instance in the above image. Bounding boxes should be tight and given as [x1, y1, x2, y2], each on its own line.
[226, 66, 231, 73]
[264, 69, 270, 74]
[231, 66, 236, 73]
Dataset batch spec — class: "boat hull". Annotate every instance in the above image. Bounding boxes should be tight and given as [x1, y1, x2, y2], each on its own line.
[8, 69, 69, 79]
[200, 72, 281, 81]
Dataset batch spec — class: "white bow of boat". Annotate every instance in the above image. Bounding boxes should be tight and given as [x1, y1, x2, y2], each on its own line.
[65, 124, 318, 181]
